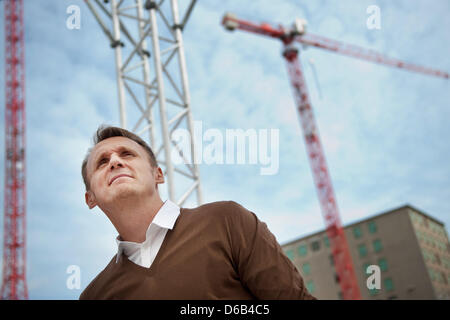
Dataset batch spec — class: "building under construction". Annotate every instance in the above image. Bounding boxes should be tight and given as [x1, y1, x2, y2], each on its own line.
[281, 205, 450, 299]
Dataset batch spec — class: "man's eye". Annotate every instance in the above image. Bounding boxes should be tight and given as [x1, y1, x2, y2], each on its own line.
[122, 151, 133, 156]
[98, 158, 107, 167]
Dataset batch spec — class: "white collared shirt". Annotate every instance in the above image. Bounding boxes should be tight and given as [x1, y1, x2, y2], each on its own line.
[115, 199, 180, 268]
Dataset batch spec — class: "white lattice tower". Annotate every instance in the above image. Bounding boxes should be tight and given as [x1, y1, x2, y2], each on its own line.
[85, 0, 202, 206]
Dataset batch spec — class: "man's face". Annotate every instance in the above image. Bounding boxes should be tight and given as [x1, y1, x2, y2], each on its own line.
[84, 136, 164, 210]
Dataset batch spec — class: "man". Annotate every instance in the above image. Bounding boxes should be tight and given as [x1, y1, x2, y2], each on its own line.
[79, 125, 316, 300]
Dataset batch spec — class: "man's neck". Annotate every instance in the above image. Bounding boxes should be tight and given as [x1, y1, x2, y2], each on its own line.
[106, 193, 164, 243]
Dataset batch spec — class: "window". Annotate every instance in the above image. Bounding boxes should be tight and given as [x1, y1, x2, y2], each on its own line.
[378, 258, 388, 272]
[324, 236, 330, 248]
[435, 254, 441, 265]
[430, 252, 436, 263]
[311, 240, 320, 252]
[368, 221, 377, 234]
[373, 239, 383, 253]
[429, 268, 437, 281]
[384, 278, 394, 291]
[369, 288, 380, 296]
[285, 249, 294, 261]
[422, 250, 428, 262]
[363, 262, 371, 275]
[425, 250, 433, 263]
[410, 212, 417, 224]
[444, 257, 450, 269]
[329, 254, 335, 266]
[416, 214, 423, 224]
[297, 244, 307, 257]
[306, 280, 315, 294]
[358, 244, 368, 258]
[417, 232, 423, 243]
[302, 263, 311, 276]
[353, 226, 362, 239]
[334, 273, 340, 283]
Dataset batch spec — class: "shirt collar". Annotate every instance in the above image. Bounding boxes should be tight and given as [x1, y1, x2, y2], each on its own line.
[115, 199, 180, 262]
[151, 199, 180, 230]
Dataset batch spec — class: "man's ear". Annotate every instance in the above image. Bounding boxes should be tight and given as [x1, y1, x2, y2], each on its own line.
[85, 190, 97, 209]
[155, 167, 165, 185]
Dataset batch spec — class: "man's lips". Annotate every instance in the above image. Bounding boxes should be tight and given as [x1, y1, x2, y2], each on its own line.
[109, 174, 132, 186]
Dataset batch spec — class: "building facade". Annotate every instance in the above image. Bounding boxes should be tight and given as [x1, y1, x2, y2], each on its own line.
[281, 205, 450, 299]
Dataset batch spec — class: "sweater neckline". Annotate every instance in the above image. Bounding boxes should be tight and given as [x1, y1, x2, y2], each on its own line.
[116, 208, 185, 276]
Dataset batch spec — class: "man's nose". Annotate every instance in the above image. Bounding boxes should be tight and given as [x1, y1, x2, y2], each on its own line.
[109, 154, 124, 170]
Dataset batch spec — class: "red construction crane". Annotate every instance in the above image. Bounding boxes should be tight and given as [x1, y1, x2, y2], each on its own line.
[222, 13, 448, 300]
[1, 0, 28, 300]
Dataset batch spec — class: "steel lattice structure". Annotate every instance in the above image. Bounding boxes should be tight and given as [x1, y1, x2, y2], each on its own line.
[222, 12, 448, 300]
[85, 0, 202, 206]
[1, 0, 28, 300]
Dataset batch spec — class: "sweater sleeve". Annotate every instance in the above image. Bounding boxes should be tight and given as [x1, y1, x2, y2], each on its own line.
[227, 201, 317, 300]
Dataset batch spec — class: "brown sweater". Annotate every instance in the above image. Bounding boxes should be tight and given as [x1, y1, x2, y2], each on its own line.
[79, 201, 316, 300]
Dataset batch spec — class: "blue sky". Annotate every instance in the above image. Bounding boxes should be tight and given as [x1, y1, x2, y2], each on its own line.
[0, 0, 449, 299]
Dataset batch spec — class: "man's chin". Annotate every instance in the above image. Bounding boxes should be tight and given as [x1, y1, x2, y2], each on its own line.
[109, 184, 139, 200]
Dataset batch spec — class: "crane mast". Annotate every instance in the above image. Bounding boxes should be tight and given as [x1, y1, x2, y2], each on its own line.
[84, 0, 203, 206]
[222, 12, 448, 299]
[283, 42, 361, 299]
[1, 0, 28, 300]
